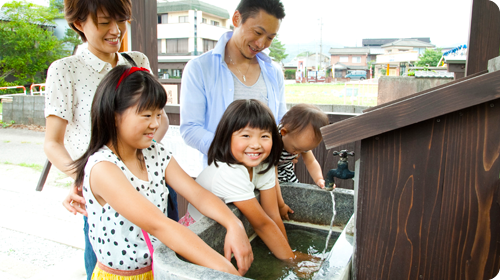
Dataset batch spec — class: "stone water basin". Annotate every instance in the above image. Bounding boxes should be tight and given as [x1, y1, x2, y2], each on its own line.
[154, 183, 355, 280]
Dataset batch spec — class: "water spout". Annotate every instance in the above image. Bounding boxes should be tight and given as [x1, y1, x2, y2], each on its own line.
[325, 150, 355, 191]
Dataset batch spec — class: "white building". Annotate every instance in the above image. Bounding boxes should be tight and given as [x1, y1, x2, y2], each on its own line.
[156, 0, 231, 80]
[157, 0, 230, 55]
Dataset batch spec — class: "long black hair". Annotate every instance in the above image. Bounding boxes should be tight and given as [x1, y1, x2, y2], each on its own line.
[207, 99, 282, 174]
[72, 65, 167, 187]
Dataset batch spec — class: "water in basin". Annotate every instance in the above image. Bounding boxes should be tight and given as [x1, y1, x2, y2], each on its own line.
[233, 223, 341, 280]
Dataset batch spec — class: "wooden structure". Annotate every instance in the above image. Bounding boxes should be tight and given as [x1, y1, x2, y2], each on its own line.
[126, 0, 158, 74]
[320, 0, 500, 278]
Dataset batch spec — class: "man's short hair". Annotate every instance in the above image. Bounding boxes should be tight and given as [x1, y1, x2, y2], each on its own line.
[236, 0, 285, 24]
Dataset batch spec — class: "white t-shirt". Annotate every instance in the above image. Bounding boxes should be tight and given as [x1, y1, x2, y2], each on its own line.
[188, 162, 275, 221]
[83, 143, 172, 270]
[44, 48, 151, 160]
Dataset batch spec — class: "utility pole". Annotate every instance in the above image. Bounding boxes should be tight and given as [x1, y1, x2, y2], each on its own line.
[316, 18, 323, 71]
[194, 9, 198, 56]
[319, 17, 323, 69]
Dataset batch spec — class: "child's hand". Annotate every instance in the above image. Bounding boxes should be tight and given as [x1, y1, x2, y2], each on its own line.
[279, 203, 294, 220]
[316, 179, 326, 189]
[291, 252, 322, 278]
[224, 222, 253, 275]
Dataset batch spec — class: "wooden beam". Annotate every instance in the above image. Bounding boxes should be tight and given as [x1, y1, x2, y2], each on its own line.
[466, 0, 500, 76]
[131, 0, 158, 74]
[321, 70, 500, 150]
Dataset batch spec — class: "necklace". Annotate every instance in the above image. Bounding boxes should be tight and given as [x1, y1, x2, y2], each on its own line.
[227, 54, 251, 82]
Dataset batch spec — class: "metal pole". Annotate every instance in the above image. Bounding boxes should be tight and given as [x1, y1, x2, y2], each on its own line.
[194, 9, 198, 56]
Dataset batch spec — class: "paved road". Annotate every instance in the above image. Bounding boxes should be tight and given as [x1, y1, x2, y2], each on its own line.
[0, 127, 86, 280]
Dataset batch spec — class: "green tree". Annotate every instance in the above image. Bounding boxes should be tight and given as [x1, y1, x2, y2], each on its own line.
[0, 1, 65, 85]
[297, 51, 314, 57]
[416, 48, 443, 67]
[50, 0, 82, 55]
[269, 35, 288, 63]
[50, 0, 64, 12]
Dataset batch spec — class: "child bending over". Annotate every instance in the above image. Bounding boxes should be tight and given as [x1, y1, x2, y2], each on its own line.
[276, 104, 331, 220]
[72, 66, 252, 279]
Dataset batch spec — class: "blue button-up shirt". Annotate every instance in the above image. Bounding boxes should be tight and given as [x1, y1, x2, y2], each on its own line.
[180, 31, 287, 165]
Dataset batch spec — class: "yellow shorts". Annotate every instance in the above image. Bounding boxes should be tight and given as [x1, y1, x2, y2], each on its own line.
[91, 261, 153, 280]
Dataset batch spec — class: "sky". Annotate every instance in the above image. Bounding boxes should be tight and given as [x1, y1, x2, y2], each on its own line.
[6, 0, 475, 59]
[204, 0, 474, 58]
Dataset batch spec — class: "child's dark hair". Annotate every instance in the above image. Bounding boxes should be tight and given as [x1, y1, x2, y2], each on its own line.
[64, 0, 132, 42]
[236, 0, 285, 24]
[279, 104, 329, 142]
[208, 99, 282, 174]
[72, 65, 167, 187]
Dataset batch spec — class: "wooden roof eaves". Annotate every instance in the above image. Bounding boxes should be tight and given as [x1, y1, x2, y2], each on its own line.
[321, 69, 500, 149]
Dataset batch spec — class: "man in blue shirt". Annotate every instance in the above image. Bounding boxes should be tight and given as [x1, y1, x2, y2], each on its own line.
[180, 0, 287, 166]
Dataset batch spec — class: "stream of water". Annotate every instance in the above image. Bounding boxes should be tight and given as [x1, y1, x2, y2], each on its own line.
[321, 192, 337, 260]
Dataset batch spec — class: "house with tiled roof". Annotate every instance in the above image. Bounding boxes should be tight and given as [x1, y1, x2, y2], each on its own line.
[375, 39, 435, 77]
[328, 47, 373, 80]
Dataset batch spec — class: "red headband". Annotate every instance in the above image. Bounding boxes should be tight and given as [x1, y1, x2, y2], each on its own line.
[116, 67, 150, 89]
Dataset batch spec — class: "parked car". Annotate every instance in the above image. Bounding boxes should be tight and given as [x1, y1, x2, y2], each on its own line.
[345, 70, 367, 80]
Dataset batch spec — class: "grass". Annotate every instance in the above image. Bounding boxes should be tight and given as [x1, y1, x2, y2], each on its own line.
[18, 163, 43, 172]
[284, 83, 378, 106]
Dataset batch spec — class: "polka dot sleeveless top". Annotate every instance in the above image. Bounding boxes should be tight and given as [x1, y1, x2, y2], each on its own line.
[83, 143, 172, 270]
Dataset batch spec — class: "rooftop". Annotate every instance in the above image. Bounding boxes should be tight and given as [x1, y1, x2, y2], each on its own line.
[381, 39, 435, 48]
[157, 0, 230, 19]
[362, 37, 431, 47]
[329, 47, 370, 55]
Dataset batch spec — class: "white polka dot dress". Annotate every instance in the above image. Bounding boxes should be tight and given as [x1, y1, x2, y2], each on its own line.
[82, 143, 172, 270]
[44, 48, 151, 160]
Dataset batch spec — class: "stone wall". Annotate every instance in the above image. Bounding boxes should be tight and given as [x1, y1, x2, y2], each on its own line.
[2, 95, 46, 126]
[377, 76, 453, 105]
[1, 97, 369, 127]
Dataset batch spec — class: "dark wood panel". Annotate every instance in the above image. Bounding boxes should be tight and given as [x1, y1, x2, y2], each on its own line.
[131, 0, 158, 74]
[466, 0, 500, 76]
[354, 100, 500, 280]
[166, 113, 180, 126]
[322, 70, 500, 150]
[295, 113, 359, 189]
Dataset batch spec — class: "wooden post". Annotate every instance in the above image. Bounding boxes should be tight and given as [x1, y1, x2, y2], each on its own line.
[466, 0, 500, 76]
[118, 30, 128, 52]
[130, 0, 158, 74]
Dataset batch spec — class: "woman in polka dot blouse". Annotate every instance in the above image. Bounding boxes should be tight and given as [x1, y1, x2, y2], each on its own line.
[43, 1, 170, 279]
[71, 65, 253, 279]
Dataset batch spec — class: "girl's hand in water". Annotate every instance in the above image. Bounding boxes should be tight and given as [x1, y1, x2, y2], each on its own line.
[224, 220, 254, 275]
[291, 252, 322, 278]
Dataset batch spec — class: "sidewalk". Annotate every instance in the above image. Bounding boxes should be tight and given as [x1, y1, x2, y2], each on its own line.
[0, 128, 86, 280]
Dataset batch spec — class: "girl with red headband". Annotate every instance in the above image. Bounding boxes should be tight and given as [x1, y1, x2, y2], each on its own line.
[71, 65, 253, 279]
[43, 1, 172, 278]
